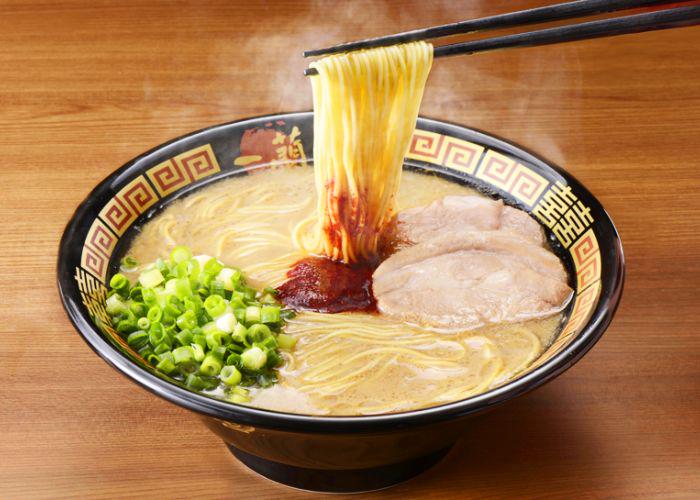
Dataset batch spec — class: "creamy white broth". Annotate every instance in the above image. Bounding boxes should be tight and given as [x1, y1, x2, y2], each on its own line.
[126, 165, 562, 415]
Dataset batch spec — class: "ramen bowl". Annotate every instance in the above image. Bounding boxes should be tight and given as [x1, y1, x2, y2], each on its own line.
[57, 112, 624, 493]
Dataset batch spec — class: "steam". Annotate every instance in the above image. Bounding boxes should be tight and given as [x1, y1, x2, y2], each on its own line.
[208, 1, 581, 166]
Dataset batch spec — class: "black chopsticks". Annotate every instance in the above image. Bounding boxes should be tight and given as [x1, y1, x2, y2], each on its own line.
[304, 0, 700, 76]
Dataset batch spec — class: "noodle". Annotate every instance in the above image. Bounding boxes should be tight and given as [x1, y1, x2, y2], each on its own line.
[304, 42, 433, 263]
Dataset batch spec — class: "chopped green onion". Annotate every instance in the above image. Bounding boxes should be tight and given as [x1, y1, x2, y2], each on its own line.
[163, 305, 181, 322]
[242, 287, 257, 301]
[187, 294, 202, 309]
[109, 273, 130, 297]
[147, 305, 163, 323]
[172, 346, 195, 365]
[216, 268, 242, 291]
[247, 324, 271, 343]
[106, 245, 291, 398]
[232, 386, 249, 397]
[142, 288, 158, 307]
[228, 343, 244, 354]
[203, 258, 224, 276]
[226, 353, 242, 367]
[148, 322, 166, 346]
[170, 245, 193, 264]
[258, 335, 278, 351]
[156, 352, 176, 374]
[220, 365, 242, 386]
[201, 321, 221, 334]
[277, 333, 297, 351]
[280, 308, 297, 320]
[166, 294, 183, 310]
[260, 292, 277, 304]
[126, 330, 149, 350]
[209, 280, 226, 298]
[120, 255, 139, 273]
[187, 258, 201, 279]
[139, 268, 164, 288]
[176, 310, 197, 331]
[204, 295, 227, 318]
[205, 330, 229, 350]
[245, 306, 261, 324]
[175, 329, 193, 347]
[261, 305, 280, 324]
[175, 278, 192, 298]
[129, 301, 148, 318]
[257, 372, 277, 387]
[164, 278, 178, 295]
[215, 312, 236, 333]
[154, 341, 171, 355]
[138, 346, 153, 359]
[129, 286, 144, 302]
[192, 333, 207, 350]
[191, 343, 205, 362]
[105, 294, 128, 316]
[155, 258, 168, 275]
[233, 308, 246, 323]
[212, 345, 227, 360]
[227, 393, 250, 404]
[231, 323, 247, 344]
[266, 350, 282, 368]
[192, 254, 211, 267]
[117, 319, 138, 335]
[241, 346, 267, 371]
[185, 373, 207, 390]
[184, 375, 215, 390]
[200, 353, 223, 376]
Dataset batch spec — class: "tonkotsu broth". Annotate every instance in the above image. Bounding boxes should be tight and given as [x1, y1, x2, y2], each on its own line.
[126, 165, 562, 415]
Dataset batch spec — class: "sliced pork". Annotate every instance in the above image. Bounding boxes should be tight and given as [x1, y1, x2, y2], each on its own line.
[373, 231, 572, 331]
[390, 196, 544, 248]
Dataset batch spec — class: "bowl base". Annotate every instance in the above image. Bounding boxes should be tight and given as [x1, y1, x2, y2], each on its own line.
[228, 444, 452, 493]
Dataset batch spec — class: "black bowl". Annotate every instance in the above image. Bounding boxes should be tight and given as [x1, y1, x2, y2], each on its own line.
[57, 112, 624, 493]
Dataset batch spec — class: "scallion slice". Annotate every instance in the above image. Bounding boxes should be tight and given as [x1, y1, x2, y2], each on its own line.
[139, 268, 164, 288]
[241, 346, 267, 371]
[220, 365, 242, 386]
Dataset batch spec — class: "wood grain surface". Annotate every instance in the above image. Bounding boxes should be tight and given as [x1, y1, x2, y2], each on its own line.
[1, 1, 699, 498]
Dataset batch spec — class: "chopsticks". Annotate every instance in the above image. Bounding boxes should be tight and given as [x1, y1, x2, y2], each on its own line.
[304, 1, 700, 76]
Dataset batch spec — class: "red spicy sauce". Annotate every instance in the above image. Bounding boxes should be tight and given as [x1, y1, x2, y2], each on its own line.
[277, 256, 377, 313]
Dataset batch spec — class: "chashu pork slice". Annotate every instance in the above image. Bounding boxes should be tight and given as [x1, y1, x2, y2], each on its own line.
[391, 196, 544, 248]
[373, 231, 572, 331]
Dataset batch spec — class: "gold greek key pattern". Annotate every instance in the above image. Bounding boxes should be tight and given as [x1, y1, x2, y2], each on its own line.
[80, 218, 117, 282]
[533, 181, 594, 248]
[406, 130, 484, 175]
[74, 267, 116, 336]
[98, 175, 158, 236]
[475, 150, 549, 207]
[147, 144, 221, 197]
[570, 229, 601, 292]
[75, 267, 136, 354]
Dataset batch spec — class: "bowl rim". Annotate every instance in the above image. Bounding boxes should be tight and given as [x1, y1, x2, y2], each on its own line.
[57, 111, 625, 433]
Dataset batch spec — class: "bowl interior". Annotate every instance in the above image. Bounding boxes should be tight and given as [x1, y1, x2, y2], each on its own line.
[58, 112, 623, 423]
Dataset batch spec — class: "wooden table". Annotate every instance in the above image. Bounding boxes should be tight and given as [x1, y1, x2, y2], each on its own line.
[2, 1, 699, 498]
